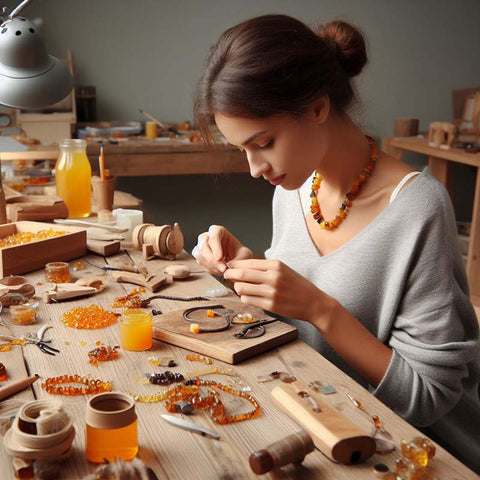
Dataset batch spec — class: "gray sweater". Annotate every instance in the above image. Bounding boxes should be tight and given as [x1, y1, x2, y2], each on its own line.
[265, 168, 480, 471]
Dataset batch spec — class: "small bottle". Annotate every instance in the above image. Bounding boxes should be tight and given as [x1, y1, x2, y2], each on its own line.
[55, 139, 92, 218]
[85, 392, 138, 463]
[120, 308, 153, 351]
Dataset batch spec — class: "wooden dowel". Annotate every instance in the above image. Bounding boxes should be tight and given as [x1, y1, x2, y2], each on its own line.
[0, 374, 39, 401]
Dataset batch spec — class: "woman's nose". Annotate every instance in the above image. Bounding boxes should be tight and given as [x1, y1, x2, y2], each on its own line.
[246, 152, 270, 178]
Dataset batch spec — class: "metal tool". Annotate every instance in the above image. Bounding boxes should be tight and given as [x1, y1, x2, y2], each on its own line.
[234, 319, 279, 339]
[161, 414, 220, 440]
[24, 325, 59, 355]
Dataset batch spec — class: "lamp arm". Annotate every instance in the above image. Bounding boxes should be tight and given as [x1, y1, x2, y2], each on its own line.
[7, 0, 33, 19]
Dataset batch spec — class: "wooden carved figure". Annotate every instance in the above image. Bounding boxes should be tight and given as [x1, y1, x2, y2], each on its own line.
[428, 122, 457, 150]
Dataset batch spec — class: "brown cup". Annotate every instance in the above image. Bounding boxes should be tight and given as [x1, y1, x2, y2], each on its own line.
[91, 175, 116, 212]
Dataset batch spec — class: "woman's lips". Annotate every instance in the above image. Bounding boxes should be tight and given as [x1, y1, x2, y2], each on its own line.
[268, 174, 286, 186]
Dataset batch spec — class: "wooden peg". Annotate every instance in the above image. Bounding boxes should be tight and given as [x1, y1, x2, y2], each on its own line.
[166, 222, 184, 255]
[142, 243, 155, 261]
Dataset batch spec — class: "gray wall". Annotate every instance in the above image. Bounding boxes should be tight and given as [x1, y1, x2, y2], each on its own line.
[4, 0, 480, 252]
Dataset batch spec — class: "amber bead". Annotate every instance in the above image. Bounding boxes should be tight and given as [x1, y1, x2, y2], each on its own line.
[88, 345, 120, 366]
[41, 375, 112, 395]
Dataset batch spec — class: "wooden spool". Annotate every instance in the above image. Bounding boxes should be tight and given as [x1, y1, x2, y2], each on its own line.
[132, 223, 154, 250]
[166, 222, 184, 255]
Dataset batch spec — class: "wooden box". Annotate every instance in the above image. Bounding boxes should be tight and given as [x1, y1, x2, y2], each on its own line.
[0, 221, 87, 277]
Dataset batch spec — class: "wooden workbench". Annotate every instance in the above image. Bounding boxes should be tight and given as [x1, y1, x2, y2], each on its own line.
[0, 248, 476, 479]
[382, 135, 480, 308]
[0, 138, 249, 177]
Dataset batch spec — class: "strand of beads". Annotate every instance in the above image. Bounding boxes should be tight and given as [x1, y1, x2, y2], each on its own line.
[184, 378, 261, 424]
[148, 371, 184, 386]
[41, 375, 112, 396]
[186, 354, 213, 365]
[0, 339, 27, 352]
[62, 305, 120, 329]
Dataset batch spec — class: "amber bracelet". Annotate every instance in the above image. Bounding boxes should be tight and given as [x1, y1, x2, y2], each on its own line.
[41, 375, 112, 396]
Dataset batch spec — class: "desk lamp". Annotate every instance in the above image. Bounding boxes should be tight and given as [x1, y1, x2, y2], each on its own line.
[0, 0, 74, 223]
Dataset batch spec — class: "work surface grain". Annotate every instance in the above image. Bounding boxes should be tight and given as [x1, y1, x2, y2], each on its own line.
[0, 249, 476, 479]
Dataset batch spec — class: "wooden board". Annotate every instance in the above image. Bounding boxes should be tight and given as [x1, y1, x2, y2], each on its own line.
[153, 301, 297, 364]
[0, 221, 86, 276]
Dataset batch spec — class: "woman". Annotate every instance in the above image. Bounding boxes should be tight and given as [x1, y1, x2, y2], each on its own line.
[192, 14, 480, 472]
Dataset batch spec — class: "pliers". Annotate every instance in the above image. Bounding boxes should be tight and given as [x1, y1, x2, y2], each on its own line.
[24, 325, 60, 355]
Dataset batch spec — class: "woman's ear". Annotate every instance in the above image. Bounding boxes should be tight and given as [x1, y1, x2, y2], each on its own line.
[312, 96, 330, 124]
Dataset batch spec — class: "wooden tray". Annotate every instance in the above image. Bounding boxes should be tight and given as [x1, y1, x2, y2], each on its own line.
[0, 221, 87, 277]
[153, 301, 297, 364]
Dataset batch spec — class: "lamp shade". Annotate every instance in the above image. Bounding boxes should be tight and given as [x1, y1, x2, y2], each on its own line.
[0, 16, 73, 109]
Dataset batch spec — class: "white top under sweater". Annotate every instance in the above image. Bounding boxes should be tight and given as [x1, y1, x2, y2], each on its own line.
[265, 168, 480, 472]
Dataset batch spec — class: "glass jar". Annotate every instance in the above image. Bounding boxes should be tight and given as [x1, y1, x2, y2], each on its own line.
[85, 392, 138, 463]
[55, 139, 92, 218]
[10, 304, 37, 325]
[120, 308, 152, 351]
[45, 262, 71, 283]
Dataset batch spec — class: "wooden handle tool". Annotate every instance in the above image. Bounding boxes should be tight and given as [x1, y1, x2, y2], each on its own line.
[271, 380, 375, 464]
[249, 430, 314, 474]
[0, 374, 40, 401]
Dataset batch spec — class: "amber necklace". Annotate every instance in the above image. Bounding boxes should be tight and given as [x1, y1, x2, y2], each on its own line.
[310, 135, 378, 230]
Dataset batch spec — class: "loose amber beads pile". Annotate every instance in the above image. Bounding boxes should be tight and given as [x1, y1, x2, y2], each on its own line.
[310, 135, 378, 230]
[62, 305, 120, 329]
[88, 345, 120, 366]
[41, 375, 112, 396]
[0, 229, 66, 248]
[112, 288, 144, 309]
[148, 356, 176, 367]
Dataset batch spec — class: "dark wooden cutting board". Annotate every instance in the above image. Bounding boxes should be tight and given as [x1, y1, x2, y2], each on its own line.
[152, 301, 297, 364]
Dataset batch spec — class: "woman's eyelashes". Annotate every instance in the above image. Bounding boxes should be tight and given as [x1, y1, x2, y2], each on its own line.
[256, 139, 274, 150]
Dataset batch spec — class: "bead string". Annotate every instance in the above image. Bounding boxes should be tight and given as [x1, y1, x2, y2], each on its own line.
[41, 375, 112, 396]
[310, 135, 378, 230]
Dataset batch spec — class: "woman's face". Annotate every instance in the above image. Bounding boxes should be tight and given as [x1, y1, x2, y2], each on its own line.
[215, 111, 327, 190]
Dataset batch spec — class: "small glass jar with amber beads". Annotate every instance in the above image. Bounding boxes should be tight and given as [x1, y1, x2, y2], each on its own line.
[45, 262, 71, 283]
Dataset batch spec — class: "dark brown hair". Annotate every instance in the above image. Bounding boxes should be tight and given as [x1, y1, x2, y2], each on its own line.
[194, 14, 368, 143]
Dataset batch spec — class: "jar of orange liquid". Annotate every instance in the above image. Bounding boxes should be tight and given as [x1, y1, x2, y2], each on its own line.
[86, 392, 138, 463]
[120, 309, 153, 351]
[55, 139, 92, 218]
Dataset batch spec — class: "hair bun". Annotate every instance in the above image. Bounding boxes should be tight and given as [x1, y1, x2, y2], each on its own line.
[318, 21, 367, 77]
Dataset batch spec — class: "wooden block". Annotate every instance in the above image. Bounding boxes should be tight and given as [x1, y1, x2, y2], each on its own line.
[271, 381, 376, 464]
[110, 271, 167, 292]
[87, 239, 121, 256]
[152, 301, 297, 364]
[0, 221, 86, 277]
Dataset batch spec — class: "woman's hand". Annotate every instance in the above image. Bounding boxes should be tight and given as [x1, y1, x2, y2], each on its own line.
[192, 225, 253, 275]
[223, 258, 335, 326]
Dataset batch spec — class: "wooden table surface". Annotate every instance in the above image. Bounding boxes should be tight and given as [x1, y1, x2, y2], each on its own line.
[0, 138, 249, 177]
[0, 249, 476, 479]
